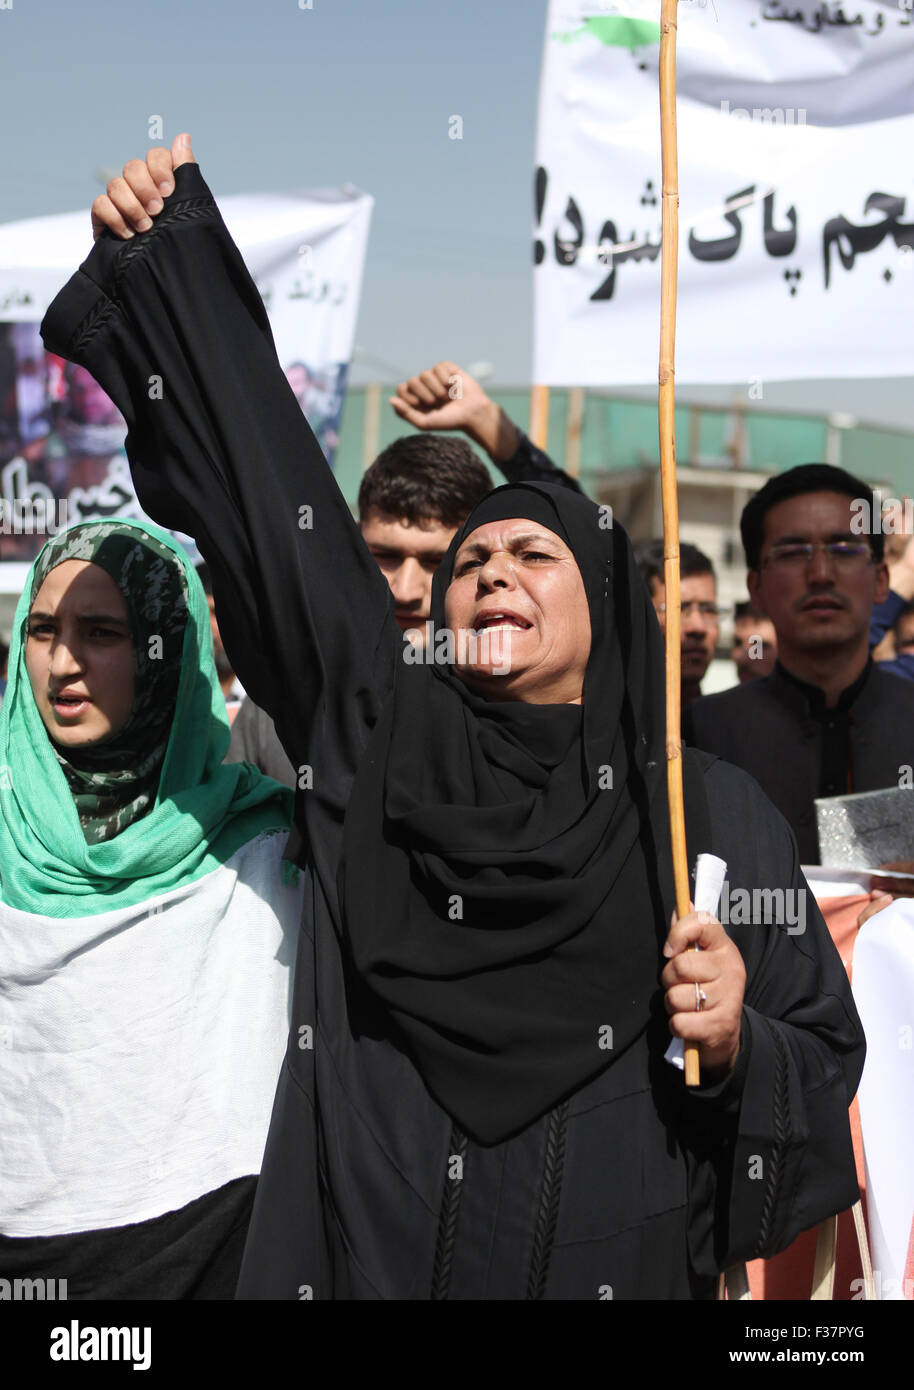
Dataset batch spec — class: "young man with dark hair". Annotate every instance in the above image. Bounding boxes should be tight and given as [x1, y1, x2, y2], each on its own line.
[634, 538, 721, 707]
[731, 600, 777, 683]
[359, 387, 581, 639]
[686, 463, 914, 862]
[357, 434, 494, 637]
[359, 433, 493, 529]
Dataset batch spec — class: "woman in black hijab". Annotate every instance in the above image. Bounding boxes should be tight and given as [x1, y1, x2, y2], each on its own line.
[42, 142, 865, 1299]
[342, 481, 746, 1147]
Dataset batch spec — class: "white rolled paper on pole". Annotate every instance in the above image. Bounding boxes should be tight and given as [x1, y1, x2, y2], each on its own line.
[665, 853, 728, 1071]
[693, 853, 727, 917]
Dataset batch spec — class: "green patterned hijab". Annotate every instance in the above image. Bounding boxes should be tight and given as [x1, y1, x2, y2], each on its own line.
[0, 518, 292, 916]
[29, 520, 191, 843]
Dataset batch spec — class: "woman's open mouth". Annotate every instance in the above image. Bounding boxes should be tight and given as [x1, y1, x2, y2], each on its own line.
[51, 694, 92, 718]
[473, 610, 533, 633]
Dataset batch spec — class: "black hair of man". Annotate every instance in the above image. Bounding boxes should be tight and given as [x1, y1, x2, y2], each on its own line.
[358, 435, 493, 529]
[733, 599, 766, 623]
[633, 537, 716, 589]
[739, 463, 884, 570]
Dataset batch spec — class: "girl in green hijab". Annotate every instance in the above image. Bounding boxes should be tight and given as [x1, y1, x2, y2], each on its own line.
[0, 518, 301, 1298]
[1, 517, 291, 907]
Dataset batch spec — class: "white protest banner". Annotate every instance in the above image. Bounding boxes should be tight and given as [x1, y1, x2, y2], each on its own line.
[0, 186, 372, 577]
[533, 0, 914, 386]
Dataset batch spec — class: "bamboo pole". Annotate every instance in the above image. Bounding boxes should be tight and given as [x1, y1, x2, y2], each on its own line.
[529, 384, 550, 450]
[566, 386, 584, 478]
[658, 0, 699, 1087]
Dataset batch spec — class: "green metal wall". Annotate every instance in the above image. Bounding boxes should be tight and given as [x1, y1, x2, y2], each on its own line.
[332, 387, 913, 509]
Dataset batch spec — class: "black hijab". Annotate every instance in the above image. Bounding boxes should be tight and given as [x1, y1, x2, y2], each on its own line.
[340, 482, 689, 1144]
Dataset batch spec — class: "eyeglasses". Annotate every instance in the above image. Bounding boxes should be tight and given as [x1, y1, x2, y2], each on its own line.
[656, 602, 725, 620]
[762, 541, 873, 570]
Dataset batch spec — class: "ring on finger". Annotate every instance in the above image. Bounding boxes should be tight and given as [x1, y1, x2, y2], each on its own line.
[694, 983, 708, 1013]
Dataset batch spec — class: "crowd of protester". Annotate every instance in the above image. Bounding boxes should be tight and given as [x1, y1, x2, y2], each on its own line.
[0, 136, 909, 1304]
[229, 371, 914, 926]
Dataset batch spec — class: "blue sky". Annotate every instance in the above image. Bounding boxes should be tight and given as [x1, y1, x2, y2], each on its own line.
[1, 0, 911, 429]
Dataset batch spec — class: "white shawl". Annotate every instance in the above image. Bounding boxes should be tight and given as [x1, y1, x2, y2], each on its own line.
[0, 828, 301, 1237]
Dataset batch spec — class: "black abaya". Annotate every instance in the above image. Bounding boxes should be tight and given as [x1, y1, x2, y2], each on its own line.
[41, 162, 865, 1299]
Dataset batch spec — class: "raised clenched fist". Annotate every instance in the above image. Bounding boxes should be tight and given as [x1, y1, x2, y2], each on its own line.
[390, 360, 521, 465]
[91, 133, 196, 241]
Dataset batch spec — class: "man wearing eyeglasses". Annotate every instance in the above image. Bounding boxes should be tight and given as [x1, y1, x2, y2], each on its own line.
[685, 464, 914, 863]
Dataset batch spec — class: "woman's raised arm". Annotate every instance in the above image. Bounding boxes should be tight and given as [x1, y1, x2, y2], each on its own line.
[41, 142, 398, 778]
